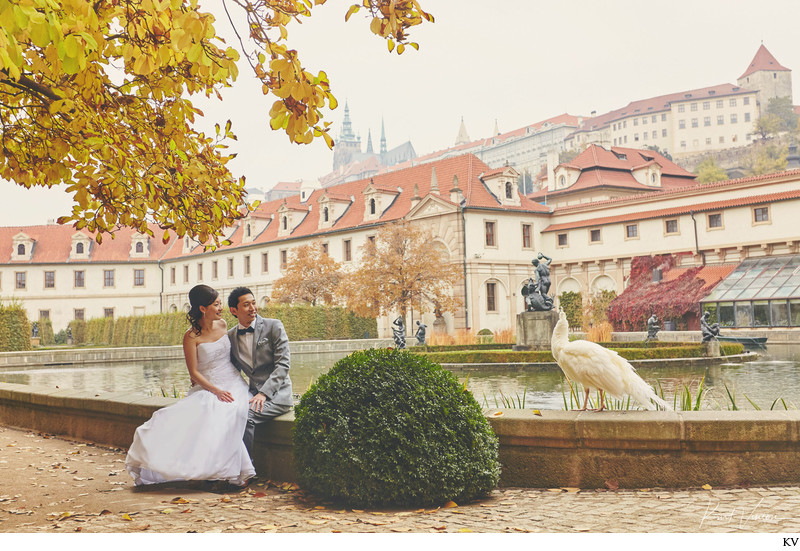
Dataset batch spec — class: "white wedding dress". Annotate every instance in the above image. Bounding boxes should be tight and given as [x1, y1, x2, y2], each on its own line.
[126, 335, 256, 486]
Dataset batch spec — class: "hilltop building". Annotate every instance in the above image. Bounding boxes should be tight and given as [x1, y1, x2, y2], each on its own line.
[566, 44, 792, 161]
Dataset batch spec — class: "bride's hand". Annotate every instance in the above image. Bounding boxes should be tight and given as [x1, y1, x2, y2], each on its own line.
[213, 389, 234, 403]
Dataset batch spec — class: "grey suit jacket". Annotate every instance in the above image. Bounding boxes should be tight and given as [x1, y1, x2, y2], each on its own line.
[228, 315, 293, 406]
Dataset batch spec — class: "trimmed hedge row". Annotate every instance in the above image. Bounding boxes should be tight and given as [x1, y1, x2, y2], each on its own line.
[0, 303, 31, 352]
[418, 343, 746, 364]
[67, 306, 377, 346]
[415, 343, 516, 353]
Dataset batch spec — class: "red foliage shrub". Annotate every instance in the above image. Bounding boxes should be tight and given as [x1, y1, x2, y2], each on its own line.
[607, 254, 709, 331]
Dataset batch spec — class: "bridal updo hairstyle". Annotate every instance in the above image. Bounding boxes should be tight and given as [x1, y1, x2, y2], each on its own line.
[187, 284, 219, 335]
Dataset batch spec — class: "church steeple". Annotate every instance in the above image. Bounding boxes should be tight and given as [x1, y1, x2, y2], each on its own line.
[380, 118, 387, 154]
[366, 129, 374, 154]
[455, 116, 470, 145]
[340, 101, 356, 141]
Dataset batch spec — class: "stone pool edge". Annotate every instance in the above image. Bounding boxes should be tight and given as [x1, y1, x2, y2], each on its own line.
[2, 381, 799, 490]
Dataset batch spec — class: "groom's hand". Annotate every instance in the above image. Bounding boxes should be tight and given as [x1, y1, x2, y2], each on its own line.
[249, 393, 266, 413]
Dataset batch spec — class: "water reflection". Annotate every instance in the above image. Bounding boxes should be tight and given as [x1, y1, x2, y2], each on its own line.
[1, 346, 798, 410]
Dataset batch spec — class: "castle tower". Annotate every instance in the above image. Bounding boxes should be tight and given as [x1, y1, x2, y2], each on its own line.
[380, 118, 387, 155]
[332, 101, 362, 171]
[737, 44, 793, 114]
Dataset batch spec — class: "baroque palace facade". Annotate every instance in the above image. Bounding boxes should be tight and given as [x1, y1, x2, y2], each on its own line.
[3, 145, 800, 336]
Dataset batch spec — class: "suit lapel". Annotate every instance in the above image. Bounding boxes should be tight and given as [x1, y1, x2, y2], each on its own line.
[252, 315, 264, 369]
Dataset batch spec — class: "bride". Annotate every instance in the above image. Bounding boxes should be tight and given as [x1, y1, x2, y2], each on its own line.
[126, 284, 255, 486]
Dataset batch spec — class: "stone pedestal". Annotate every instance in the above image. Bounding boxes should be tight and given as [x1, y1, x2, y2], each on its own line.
[514, 310, 559, 351]
[706, 340, 721, 357]
[30, 337, 40, 348]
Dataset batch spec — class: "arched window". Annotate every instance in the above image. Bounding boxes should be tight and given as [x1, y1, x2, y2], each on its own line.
[135, 242, 144, 253]
[246, 225, 251, 237]
[282, 216, 288, 230]
[505, 182, 513, 199]
[323, 207, 329, 222]
[76, 243, 84, 254]
[369, 198, 376, 215]
[651, 173, 657, 183]
[17, 244, 25, 255]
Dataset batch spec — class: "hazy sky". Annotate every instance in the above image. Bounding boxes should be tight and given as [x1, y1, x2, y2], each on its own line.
[3, 0, 800, 226]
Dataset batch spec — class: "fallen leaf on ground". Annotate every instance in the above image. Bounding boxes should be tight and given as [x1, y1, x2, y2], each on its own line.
[307, 520, 328, 525]
[252, 492, 267, 498]
[122, 513, 133, 521]
[260, 525, 279, 531]
[562, 487, 580, 493]
[458, 528, 472, 533]
[532, 410, 542, 416]
[443, 501, 458, 508]
[433, 525, 446, 531]
[170, 497, 191, 504]
[490, 411, 503, 417]
[547, 488, 563, 493]
[605, 479, 619, 490]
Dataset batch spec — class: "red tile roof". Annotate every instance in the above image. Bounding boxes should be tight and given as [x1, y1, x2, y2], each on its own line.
[0, 224, 174, 264]
[529, 145, 696, 201]
[542, 187, 800, 232]
[572, 84, 755, 134]
[739, 44, 790, 79]
[160, 154, 552, 259]
[663, 263, 738, 290]
[552, 168, 800, 214]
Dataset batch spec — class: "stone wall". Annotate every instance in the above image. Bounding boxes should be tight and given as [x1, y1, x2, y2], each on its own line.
[2, 382, 799, 489]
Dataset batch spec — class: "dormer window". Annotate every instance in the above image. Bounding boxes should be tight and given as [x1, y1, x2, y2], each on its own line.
[323, 207, 329, 222]
[246, 224, 251, 237]
[369, 198, 376, 215]
[282, 216, 288, 230]
[12, 232, 34, 260]
[76, 243, 84, 254]
[559, 175, 566, 188]
[135, 242, 144, 253]
[505, 182, 513, 199]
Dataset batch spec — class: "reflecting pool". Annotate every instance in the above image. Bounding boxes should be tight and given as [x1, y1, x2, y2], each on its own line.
[1, 345, 798, 411]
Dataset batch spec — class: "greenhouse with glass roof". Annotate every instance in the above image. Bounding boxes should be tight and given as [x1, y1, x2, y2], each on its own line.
[700, 255, 800, 327]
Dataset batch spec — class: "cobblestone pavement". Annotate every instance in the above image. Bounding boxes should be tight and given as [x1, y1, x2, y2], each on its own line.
[2, 426, 800, 534]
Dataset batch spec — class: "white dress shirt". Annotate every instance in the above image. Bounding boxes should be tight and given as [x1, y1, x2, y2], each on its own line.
[237, 321, 255, 369]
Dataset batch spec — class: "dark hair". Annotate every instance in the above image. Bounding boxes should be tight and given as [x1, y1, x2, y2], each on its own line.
[187, 285, 219, 335]
[228, 286, 254, 309]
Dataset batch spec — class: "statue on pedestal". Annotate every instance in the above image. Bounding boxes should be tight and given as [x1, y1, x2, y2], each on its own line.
[646, 314, 660, 341]
[700, 311, 720, 343]
[392, 316, 406, 349]
[522, 252, 554, 312]
[415, 321, 427, 345]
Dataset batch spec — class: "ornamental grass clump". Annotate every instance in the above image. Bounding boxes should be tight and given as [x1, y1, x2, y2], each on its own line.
[292, 348, 500, 507]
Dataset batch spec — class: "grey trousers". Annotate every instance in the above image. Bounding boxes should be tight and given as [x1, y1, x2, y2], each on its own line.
[243, 400, 292, 457]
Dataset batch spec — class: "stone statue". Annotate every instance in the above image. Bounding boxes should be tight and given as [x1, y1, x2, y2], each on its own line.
[521, 277, 538, 312]
[415, 321, 427, 345]
[31, 322, 39, 339]
[646, 314, 660, 341]
[392, 316, 406, 349]
[532, 253, 552, 297]
[700, 311, 720, 343]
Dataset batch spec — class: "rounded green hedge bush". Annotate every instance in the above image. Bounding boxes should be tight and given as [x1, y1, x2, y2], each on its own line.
[292, 348, 500, 507]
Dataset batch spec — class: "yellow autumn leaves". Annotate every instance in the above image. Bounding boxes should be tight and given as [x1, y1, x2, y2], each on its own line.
[0, 1, 431, 244]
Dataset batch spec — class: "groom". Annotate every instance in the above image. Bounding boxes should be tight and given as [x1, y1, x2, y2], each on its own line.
[227, 286, 293, 456]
